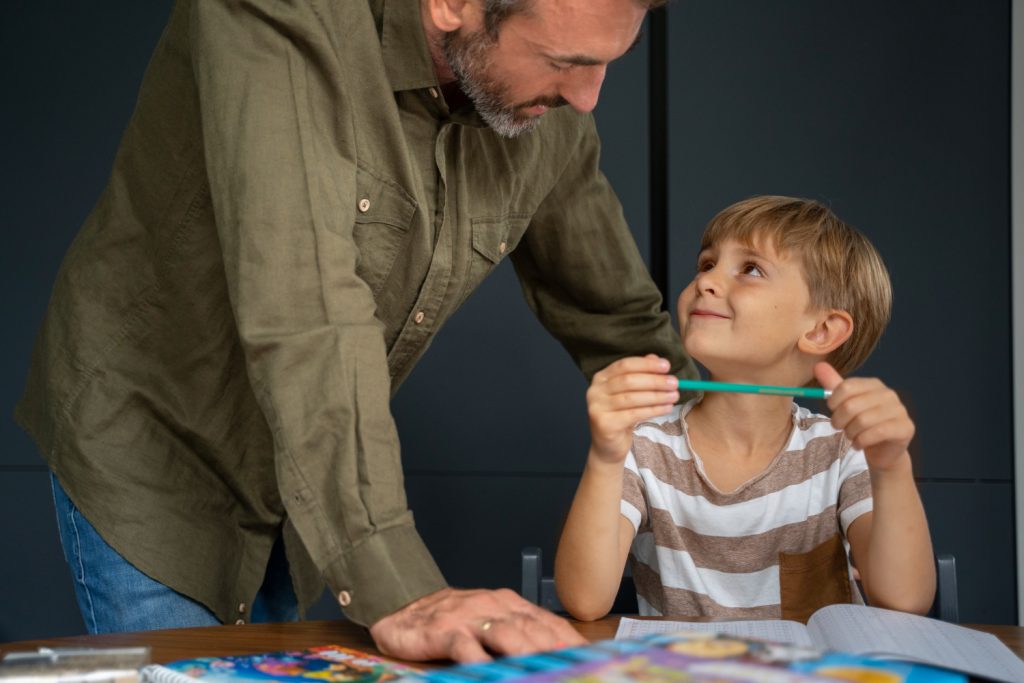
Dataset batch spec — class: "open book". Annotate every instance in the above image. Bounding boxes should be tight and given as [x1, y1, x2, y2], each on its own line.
[616, 604, 1024, 683]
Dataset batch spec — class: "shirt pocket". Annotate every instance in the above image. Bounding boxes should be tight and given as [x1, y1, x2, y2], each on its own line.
[778, 534, 853, 623]
[460, 214, 529, 303]
[351, 164, 418, 296]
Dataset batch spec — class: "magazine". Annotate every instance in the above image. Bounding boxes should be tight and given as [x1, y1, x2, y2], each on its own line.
[399, 628, 965, 683]
[140, 645, 418, 683]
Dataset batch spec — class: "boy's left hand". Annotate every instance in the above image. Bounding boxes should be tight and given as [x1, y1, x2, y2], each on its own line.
[814, 362, 915, 471]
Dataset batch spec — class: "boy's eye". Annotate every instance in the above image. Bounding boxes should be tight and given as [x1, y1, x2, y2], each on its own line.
[741, 262, 765, 277]
[697, 260, 714, 273]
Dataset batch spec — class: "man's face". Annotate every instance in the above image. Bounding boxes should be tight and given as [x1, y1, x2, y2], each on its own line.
[445, 0, 647, 138]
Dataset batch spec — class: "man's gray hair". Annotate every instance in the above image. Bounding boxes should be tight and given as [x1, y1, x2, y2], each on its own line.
[482, 0, 667, 38]
[481, 0, 529, 38]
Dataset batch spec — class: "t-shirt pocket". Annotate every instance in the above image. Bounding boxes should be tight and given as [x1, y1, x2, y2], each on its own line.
[778, 534, 853, 623]
[351, 164, 417, 296]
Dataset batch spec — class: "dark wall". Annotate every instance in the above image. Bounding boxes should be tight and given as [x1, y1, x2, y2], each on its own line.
[0, 1, 1014, 640]
[1, 2, 176, 640]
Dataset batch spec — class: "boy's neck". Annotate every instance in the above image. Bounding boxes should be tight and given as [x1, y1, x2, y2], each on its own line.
[687, 392, 795, 465]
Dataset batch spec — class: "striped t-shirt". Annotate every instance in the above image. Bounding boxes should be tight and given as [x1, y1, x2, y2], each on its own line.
[620, 398, 872, 621]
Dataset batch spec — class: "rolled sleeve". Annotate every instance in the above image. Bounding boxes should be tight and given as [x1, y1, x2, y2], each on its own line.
[190, 0, 445, 625]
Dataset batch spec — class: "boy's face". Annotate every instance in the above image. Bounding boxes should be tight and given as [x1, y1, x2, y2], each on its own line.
[677, 237, 821, 382]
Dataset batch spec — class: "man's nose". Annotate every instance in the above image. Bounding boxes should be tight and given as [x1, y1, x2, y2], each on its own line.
[560, 65, 607, 114]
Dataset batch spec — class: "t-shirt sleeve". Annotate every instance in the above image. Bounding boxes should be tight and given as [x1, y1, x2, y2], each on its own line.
[837, 438, 873, 534]
[620, 448, 647, 535]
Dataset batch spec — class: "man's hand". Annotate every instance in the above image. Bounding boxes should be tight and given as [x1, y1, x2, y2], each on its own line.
[815, 362, 915, 471]
[586, 355, 679, 464]
[367, 587, 587, 663]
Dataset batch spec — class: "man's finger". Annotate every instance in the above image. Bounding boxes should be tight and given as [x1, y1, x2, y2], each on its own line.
[491, 594, 587, 649]
[517, 603, 588, 648]
[478, 618, 537, 657]
[448, 630, 492, 663]
[543, 613, 588, 647]
[514, 616, 565, 653]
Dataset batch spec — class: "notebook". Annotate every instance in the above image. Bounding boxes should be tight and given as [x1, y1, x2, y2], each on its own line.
[616, 604, 1024, 683]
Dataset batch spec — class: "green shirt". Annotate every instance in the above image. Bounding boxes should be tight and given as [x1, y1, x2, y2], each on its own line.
[16, 0, 693, 626]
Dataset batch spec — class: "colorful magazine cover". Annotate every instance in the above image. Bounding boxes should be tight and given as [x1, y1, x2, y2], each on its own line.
[141, 645, 420, 683]
[399, 631, 966, 683]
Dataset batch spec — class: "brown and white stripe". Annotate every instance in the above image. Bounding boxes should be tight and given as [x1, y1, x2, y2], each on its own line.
[620, 399, 872, 618]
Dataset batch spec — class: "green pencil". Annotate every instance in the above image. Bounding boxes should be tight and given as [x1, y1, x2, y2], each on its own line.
[678, 378, 831, 399]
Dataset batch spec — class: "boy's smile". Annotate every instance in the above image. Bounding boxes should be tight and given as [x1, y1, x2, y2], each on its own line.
[678, 237, 821, 382]
[688, 306, 730, 320]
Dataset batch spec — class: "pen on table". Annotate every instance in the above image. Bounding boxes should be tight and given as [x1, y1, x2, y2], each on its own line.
[677, 378, 831, 399]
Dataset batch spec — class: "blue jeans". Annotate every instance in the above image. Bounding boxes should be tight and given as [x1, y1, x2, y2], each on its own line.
[50, 472, 299, 633]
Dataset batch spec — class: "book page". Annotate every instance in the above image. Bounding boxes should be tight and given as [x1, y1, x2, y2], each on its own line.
[807, 604, 1024, 683]
[615, 617, 816, 648]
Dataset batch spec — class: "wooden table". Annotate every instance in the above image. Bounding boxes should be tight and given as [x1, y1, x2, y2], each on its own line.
[2, 618, 1023, 665]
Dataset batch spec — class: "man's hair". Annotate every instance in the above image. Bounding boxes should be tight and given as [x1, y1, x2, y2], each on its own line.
[481, 0, 668, 38]
[700, 195, 892, 376]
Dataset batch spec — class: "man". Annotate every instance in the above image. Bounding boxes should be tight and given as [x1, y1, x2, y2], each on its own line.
[17, 0, 690, 662]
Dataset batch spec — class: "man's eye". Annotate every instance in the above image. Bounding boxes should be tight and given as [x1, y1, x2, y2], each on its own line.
[548, 61, 572, 72]
[741, 262, 765, 277]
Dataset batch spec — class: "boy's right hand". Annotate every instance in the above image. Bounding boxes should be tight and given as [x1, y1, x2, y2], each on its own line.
[815, 362, 915, 472]
[586, 354, 680, 464]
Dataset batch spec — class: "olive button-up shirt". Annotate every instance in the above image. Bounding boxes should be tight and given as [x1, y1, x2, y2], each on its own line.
[16, 0, 693, 626]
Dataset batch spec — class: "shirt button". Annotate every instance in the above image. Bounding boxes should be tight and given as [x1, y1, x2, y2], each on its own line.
[235, 619, 245, 625]
[429, 87, 439, 98]
[238, 602, 246, 614]
[499, 241, 507, 254]
[338, 590, 352, 607]
[358, 198, 371, 213]
[414, 311, 425, 325]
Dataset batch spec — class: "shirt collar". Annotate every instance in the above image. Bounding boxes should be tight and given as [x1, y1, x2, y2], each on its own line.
[374, 0, 440, 92]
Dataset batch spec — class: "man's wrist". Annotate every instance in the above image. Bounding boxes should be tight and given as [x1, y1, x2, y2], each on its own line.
[325, 524, 447, 626]
[368, 587, 450, 631]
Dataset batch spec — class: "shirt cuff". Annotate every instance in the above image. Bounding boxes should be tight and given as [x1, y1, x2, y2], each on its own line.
[323, 523, 448, 626]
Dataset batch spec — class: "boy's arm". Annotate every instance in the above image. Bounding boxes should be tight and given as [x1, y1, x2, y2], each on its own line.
[816, 363, 936, 614]
[556, 460, 638, 621]
[555, 355, 679, 621]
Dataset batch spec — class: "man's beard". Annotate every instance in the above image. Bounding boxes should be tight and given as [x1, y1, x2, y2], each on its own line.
[443, 27, 566, 139]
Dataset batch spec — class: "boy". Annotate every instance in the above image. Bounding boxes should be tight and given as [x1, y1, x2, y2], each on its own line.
[555, 196, 935, 622]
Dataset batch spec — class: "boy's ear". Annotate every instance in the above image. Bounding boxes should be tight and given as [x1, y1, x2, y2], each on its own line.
[798, 309, 853, 356]
[425, 0, 474, 32]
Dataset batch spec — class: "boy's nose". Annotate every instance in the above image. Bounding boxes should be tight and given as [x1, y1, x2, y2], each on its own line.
[695, 269, 721, 296]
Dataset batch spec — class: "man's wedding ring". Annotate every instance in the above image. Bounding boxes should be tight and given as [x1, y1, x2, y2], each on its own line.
[480, 620, 493, 633]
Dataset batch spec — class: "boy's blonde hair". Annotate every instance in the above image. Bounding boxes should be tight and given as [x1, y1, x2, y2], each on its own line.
[701, 195, 892, 376]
